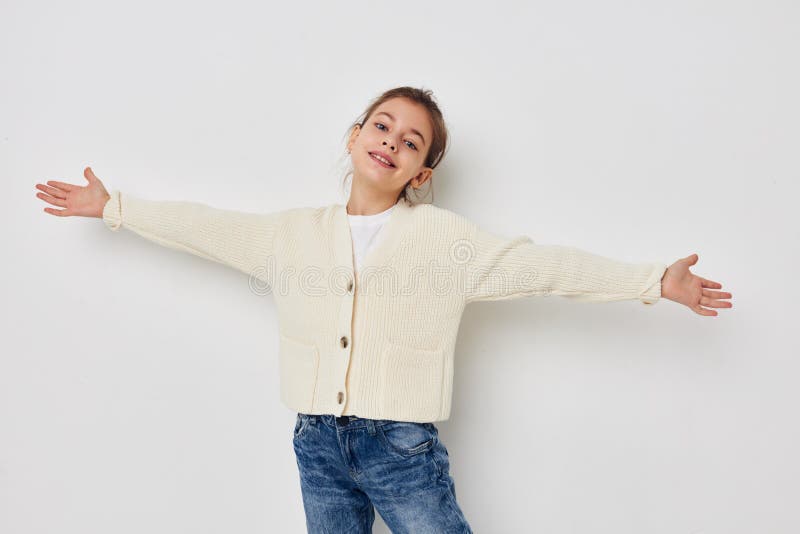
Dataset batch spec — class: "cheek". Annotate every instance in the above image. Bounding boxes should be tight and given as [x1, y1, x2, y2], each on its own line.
[398, 151, 421, 167]
[358, 127, 378, 143]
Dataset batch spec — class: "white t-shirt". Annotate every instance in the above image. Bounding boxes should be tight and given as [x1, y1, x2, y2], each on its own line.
[347, 201, 397, 274]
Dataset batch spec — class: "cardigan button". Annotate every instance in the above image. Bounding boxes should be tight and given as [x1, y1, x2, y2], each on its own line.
[347, 280, 354, 293]
[340, 336, 349, 348]
[337, 391, 344, 404]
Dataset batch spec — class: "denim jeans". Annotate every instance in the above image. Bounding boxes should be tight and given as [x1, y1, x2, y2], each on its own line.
[292, 413, 473, 533]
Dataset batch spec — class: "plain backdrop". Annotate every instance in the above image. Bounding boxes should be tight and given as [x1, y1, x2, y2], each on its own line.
[2, 0, 798, 532]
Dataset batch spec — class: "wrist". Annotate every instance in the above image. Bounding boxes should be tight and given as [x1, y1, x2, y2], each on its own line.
[96, 192, 111, 218]
[660, 271, 674, 302]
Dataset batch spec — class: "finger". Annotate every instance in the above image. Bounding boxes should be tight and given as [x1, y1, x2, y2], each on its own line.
[46, 180, 75, 192]
[702, 289, 732, 300]
[700, 295, 733, 308]
[699, 277, 722, 289]
[693, 304, 718, 317]
[84, 166, 99, 183]
[36, 191, 67, 208]
[43, 206, 71, 216]
[35, 183, 67, 199]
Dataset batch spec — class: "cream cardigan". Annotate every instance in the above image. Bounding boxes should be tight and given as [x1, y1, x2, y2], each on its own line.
[102, 190, 666, 423]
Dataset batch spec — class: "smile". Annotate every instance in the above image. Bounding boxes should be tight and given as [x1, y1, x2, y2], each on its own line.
[369, 153, 395, 168]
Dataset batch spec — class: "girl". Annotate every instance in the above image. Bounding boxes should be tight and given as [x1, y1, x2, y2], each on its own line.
[34, 86, 732, 533]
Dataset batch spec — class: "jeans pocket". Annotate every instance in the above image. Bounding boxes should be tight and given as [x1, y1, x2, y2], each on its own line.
[378, 421, 438, 457]
[293, 413, 310, 440]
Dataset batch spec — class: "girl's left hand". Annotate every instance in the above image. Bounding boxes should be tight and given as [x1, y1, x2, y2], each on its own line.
[660, 254, 732, 316]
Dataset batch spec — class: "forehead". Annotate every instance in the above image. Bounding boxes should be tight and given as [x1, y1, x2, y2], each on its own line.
[372, 98, 432, 139]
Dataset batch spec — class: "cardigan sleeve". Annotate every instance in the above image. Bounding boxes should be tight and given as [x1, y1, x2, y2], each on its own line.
[462, 223, 666, 305]
[101, 190, 283, 286]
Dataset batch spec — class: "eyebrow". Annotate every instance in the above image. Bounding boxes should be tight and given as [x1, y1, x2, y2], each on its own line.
[374, 111, 427, 146]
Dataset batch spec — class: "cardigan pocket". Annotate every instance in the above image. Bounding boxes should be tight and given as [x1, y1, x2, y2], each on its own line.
[278, 333, 320, 414]
[379, 341, 445, 422]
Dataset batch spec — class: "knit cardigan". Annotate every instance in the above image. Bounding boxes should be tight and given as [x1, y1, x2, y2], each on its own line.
[102, 190, 666, 423]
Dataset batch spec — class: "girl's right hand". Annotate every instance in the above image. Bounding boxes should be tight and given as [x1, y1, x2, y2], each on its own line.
[35, 166, 111, 218]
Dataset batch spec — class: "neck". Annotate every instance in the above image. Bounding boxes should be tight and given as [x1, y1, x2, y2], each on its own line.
[346, 187, 401, 216]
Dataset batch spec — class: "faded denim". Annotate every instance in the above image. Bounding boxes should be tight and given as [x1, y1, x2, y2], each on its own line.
[292, 413, 473, 533]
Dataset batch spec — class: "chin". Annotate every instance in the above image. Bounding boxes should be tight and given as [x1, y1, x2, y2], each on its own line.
[359, 161, 394, 179]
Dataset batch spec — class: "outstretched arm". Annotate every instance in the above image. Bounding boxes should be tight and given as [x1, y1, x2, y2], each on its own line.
[463, 224, 733, 315]
[35, 166, 283, 286]
[463, 224, 665, 305]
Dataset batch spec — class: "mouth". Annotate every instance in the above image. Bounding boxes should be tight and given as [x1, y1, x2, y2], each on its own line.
[369, 152, 395, 168]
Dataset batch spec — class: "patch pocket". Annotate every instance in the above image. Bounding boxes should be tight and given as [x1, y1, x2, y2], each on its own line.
[379, 341, 445, 422]
[278, 333, 320, 414]
[378, 421, 438, 457]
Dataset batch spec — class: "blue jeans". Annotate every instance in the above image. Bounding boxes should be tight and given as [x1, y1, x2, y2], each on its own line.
[292, 413, 473, 533]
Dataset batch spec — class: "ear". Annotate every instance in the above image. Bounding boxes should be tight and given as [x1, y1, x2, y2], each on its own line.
[409, 167, 433, 189]
[347, 124, 361, 152]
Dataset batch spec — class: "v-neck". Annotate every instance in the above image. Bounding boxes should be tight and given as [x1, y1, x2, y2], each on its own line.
[334, 197, 413, 280]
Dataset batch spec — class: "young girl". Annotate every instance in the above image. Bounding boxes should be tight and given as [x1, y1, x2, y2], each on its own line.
[35, 86, 732, 533]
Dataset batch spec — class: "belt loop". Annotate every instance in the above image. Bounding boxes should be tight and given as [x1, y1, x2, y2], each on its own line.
[365, 418, 376, 435]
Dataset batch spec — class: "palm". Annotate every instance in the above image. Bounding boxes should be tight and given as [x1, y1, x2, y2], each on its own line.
[661, 254, 733, 316]
[35, 167, 110, 218]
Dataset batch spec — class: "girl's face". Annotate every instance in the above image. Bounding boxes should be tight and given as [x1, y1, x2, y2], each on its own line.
[347, 97, 434, 201]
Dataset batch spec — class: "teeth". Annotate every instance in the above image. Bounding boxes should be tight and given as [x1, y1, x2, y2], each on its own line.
[371, 153, 393, 166]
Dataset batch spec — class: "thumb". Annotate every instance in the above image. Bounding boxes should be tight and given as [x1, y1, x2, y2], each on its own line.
[685, 253, 699, 265]
[84, 166, 99, 184]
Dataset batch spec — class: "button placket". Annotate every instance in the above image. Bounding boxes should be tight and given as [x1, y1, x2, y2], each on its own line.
[334, 272, 354, 412]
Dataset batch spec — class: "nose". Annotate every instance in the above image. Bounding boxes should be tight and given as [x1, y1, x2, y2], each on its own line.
[382, 139, 396, 151]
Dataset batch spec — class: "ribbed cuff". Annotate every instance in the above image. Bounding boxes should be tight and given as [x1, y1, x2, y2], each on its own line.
[640, 263, 667, 305]
[102, 190, 122, 231]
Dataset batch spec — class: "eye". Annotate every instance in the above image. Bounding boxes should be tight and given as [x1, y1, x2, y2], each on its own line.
[375, 122, 418, 151]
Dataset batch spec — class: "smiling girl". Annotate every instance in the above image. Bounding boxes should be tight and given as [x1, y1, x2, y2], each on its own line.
[35, 86, 732, 533]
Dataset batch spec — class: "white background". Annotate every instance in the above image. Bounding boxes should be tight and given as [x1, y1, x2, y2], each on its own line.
[2, 0, 798, 532]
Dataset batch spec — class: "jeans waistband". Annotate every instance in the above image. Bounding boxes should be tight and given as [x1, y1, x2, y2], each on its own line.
[298, 413, 409, 431]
